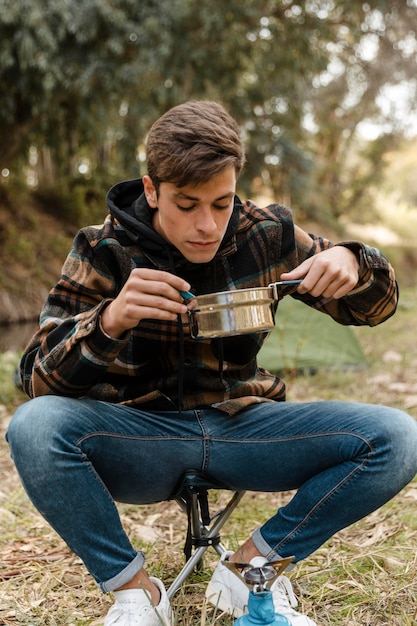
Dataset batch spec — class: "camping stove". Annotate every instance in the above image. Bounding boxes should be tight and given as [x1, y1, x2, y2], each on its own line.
[224, 556, 294, 626]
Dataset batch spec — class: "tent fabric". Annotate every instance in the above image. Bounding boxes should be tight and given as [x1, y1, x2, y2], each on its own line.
[258, 296, 366, 372]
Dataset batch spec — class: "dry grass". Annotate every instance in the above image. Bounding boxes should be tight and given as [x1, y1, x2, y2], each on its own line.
[1, 287, 417, 625]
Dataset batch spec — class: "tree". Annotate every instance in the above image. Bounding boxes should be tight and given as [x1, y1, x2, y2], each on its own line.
[305, 0, 417, 220]
[1, 0, 416, 224]
[0, 0, 162, 174]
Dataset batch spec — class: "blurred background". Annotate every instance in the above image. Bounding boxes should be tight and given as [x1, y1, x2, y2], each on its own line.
[1, 0, 417, 327]
[1, 10, 417, 622]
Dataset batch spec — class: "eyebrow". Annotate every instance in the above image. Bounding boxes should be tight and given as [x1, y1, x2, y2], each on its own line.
[173, 191, 235, 202]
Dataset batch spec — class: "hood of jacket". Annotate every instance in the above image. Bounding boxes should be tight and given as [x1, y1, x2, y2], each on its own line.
[106, 178, 242, 270]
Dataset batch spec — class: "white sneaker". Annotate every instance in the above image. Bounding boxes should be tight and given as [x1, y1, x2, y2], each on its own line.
[104, 577, 172, 626]
[205, 551, 316, 625]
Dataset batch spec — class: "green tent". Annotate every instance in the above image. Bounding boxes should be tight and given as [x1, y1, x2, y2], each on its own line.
[258, 296, 365, 372]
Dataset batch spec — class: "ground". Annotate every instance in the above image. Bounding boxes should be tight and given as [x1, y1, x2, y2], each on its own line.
[1, 214, 417, 623]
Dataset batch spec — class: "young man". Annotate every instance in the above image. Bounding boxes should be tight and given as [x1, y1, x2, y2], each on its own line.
[7, 101, 417, 626]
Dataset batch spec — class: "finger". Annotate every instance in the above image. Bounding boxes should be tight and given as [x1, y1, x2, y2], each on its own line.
[280, 263, 310, 282]
[123, 290, 188, 315]
[305, 273, 355, 299]
[130, 268, 191, 294]
[326, 276, 358, 299]
[136, 307, 181, 322]
[124, 275, 179, 303]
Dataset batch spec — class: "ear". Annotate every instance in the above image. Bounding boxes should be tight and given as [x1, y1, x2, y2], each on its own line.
[142, 175, 158, 208]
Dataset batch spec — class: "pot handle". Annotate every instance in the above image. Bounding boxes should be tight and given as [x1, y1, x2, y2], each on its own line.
[268, 279, 303, 300]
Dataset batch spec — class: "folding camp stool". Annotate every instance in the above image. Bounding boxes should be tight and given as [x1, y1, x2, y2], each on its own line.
[166, 470, 245, 600]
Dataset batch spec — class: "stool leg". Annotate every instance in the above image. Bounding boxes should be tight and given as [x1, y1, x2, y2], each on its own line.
[167, 491, 245, 600]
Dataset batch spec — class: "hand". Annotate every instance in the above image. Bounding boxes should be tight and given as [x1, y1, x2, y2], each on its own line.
[101, 268, 192, 338]
[280, 246, 360, 299]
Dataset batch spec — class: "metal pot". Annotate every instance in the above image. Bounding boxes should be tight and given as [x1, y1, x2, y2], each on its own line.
[185, 280, 301, 339]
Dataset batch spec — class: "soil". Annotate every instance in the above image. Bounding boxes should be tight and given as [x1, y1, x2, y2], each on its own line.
[0, 194, 76, 323]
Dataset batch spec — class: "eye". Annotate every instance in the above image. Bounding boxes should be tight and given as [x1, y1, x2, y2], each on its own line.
[213, 204, 231, 210]
[176, 204, 196, 211]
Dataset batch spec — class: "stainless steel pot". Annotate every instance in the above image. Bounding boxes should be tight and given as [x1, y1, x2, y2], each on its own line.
[184, 280, 301, 339]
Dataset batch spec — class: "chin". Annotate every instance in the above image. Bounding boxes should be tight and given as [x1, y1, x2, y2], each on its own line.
[183, 251, 217, 264]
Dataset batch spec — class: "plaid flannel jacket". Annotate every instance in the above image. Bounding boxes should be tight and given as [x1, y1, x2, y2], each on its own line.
[20, 197, 397, 415]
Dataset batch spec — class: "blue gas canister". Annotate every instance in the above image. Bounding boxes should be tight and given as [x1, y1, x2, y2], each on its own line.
[224, 556, 294, 626]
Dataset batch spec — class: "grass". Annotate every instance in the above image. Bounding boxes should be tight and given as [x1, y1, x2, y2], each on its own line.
[1, 288, 417, 624]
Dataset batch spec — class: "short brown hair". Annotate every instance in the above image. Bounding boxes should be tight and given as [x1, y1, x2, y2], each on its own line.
[146, 100, 245, 192]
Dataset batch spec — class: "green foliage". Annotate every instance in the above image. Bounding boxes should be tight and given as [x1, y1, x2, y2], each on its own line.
[0, 351, 22, 405]
[1, 0, 416, 222]
[32, 179, 105, 227]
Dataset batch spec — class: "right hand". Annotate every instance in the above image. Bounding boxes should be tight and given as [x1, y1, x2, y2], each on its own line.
[100, 268, 192, 338]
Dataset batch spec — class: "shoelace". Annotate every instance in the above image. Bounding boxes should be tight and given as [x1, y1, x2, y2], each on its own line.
[271, 575, 298, 610]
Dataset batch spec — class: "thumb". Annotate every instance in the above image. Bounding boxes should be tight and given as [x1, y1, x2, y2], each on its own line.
[280, 258, 311, 281]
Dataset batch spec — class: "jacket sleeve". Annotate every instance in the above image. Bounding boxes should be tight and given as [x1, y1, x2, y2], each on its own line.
[20, 227, 131, 398]
[290, 225, 398, 327]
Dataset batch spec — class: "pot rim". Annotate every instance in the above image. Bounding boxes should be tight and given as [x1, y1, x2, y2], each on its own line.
[193, 287, 273, 308]
[189, 280, 302, 309]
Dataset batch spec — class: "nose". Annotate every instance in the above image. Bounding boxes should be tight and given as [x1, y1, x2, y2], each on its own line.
[195, 206, 217, 233]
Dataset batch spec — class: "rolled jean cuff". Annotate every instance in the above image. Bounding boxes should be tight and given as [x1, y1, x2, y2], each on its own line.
[252, 529, 294, 570]
[252, 528, 280, 561]
[99, 551, 146, 593]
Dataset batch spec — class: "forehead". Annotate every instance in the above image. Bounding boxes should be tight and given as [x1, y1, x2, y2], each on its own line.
[161, 167, 237, 200]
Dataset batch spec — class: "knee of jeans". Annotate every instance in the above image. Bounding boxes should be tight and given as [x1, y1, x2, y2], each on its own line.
[379, 408, 417, 482]
[7, 396, 70, 465]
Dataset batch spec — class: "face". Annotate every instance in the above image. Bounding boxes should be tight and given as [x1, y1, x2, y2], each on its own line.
[143, 168, 236, 264]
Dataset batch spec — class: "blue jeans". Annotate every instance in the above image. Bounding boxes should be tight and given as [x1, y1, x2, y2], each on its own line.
[6, 396, 417, 592]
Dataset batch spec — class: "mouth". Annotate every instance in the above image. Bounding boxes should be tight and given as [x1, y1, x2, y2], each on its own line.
[188, 240, 218, 250]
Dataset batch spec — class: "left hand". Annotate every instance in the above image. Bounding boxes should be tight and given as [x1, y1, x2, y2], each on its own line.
[280, 246, 360, 299]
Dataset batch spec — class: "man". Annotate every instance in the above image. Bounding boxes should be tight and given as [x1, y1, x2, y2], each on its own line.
[7, 101, 417, 626]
